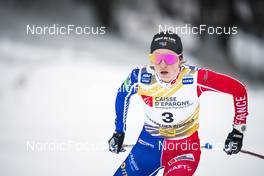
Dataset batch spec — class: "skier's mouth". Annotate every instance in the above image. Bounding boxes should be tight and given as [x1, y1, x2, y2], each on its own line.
[160, 71, 169, 75]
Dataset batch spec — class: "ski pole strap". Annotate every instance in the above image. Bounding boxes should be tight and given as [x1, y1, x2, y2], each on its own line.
[240, 149, 264, 160]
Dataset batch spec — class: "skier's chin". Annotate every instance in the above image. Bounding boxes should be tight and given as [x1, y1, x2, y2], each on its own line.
[159, 72, 172, 83]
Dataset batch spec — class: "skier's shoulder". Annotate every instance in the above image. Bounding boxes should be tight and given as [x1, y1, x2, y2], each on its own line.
[139, 65, 155, 77]
[129, 67, 140, 79]
[139, 65, 155, 74]
[129, 65, 154, 76]
[181, 64, 199, 71]
[127, 65, 154, 85]
[123, 65, 154, 88]
[181, 64, 213, 77]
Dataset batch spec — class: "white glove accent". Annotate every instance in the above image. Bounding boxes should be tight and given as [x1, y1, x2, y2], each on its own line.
[233, 124, 247, 134]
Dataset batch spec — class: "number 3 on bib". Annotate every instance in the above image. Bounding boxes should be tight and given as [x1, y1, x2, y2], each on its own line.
[162, 112, 174, 123]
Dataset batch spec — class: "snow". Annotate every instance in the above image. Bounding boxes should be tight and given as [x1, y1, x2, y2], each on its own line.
[0, 35, 263, 176]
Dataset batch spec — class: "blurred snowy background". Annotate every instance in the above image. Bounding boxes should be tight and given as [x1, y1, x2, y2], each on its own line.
[0, 0, 263, 175]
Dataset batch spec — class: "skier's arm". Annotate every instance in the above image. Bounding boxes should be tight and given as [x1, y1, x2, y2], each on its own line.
[197, 69, 248, 154]
[108, 68, 139, 154]
[197, 69, 248, 128]
[115, 68, 139, 132]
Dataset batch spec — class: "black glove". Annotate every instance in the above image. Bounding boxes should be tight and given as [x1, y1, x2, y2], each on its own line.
[224, 128, 243, 155]
[108, 132, 125, 154]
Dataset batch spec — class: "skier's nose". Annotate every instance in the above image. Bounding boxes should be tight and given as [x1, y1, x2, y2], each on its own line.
[160, 59, 167, 68]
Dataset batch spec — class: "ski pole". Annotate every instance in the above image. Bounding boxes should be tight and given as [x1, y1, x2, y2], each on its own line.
[205, 143, 264, 160]
[122, 142, 213, 151]
[240, 149, 264, 160]
[122, 144, 134, 148]
[123, 143, 264, 160]
[203, 143, 264, 160]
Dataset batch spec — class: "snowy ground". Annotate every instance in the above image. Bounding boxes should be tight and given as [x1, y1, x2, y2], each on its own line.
[0, 35, 263, 176]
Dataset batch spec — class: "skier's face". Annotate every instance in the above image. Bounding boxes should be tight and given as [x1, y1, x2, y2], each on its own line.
[151, 49, 180, 83]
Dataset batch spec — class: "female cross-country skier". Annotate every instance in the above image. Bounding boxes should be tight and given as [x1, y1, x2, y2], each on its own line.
[108, 31, 248, 176]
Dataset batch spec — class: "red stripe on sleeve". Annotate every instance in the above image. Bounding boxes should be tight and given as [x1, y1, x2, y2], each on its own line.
[197, 69, 248, 125]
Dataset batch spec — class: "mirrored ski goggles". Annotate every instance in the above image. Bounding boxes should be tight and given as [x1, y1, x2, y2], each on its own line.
[149, 53, 182, 65]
